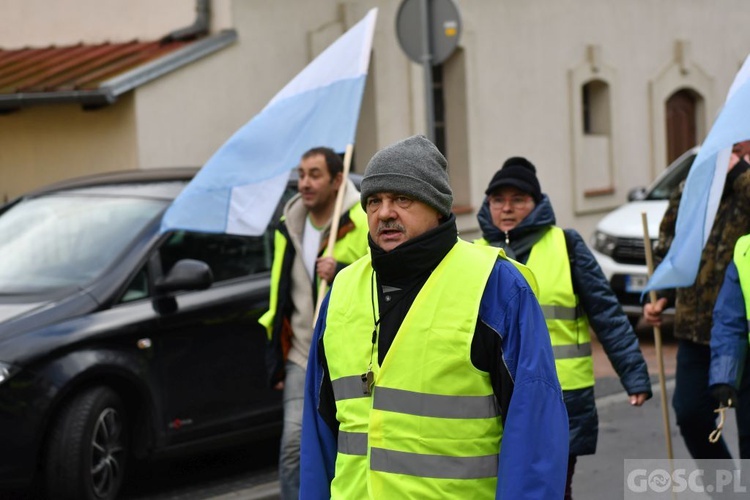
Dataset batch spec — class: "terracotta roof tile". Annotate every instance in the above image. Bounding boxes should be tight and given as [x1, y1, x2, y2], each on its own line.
[0, 39, 189, 93]
[0, 30, 236, 110]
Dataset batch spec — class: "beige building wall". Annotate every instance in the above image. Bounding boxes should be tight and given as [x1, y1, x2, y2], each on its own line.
[0, 96, 138, 202]
[2, 0, 750, 241]
[455, 0, 750, 238]
[134, 0, 361, 169]
[131, 0, 416, 174]
[0, 0, 195, 48]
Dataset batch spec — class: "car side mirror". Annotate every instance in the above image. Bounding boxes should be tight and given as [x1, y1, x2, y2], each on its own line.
[627, 186, 647, 201]
[154, 259, 213, 295]
[153, 259, 213, 315]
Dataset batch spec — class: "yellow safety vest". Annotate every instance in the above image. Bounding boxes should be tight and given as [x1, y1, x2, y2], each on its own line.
[732, 234, 750, 341]
[525, 227, 593, 390]
[259, 204, 368, 339]
[475, 229, 593, 390]
[324, 240, 503, 499]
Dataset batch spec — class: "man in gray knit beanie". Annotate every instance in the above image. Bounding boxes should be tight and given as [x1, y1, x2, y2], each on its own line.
[360, 135, 453, 218]
[300, 135, 569, 497]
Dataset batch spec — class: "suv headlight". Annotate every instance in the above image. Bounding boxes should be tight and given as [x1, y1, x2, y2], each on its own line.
[0, 362, 19, 386]
[592, 230, 617, 257]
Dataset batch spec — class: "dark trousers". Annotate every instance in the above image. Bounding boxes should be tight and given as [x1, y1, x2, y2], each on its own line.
[672, 340, 750, 459]
[736, 346, 750, 459]
[564, 455, 577, 500]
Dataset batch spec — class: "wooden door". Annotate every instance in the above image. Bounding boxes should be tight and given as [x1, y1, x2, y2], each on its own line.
[666, 89, 697, 165]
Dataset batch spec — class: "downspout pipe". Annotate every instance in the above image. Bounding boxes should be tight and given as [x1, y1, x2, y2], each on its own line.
[161, 0, 210, 43]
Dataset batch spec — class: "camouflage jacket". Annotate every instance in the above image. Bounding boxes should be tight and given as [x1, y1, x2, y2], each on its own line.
[654, 160, 750, 344]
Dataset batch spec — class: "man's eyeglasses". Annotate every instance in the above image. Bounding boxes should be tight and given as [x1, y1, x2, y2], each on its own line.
[488, 195, 531, 208]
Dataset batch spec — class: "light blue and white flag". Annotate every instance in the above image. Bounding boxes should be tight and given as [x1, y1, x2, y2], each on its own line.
[645, 54, 750, 292]
[161, 8, 378, 236]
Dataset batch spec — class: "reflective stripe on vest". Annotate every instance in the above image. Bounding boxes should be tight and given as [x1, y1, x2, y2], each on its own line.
[324, 240, 503, 499]
[541, 304, 584, 321]
[732, 234, 750, 344]
[552, 342, 592, 359]
[332, 375, 371, 401]
[370, 448, 498, 479]
[526, 227, 594, 390]
[373, 386, 498, 419]
[338, 431, 367, 456]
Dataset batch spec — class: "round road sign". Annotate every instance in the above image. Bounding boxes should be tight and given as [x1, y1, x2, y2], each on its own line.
[395, 0, 462, 66]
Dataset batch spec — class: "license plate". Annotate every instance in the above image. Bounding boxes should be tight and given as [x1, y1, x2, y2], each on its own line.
[625, 274, 649, 293]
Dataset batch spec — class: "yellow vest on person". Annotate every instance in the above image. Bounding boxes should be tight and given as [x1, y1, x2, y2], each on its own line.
[526, 227, 593, 390]
[475, 227, 594, 390]
[258, 204, 368, 339]
[324, 240, 503, 499]
[732, 234, 750, 341]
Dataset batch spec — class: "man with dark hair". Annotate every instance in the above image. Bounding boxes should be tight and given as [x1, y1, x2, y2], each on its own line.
[259, 146, 368, 500]
[300, 136, 568, 499]
[476, 156, 651, 500]
[302, 146, 344, 177]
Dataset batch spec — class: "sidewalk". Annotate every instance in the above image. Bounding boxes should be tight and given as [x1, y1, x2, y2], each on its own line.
[581, 330, 741, 499]
[576, 380, 739, 499]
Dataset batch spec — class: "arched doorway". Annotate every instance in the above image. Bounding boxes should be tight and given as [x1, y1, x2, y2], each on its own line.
[665, 89, 697, 165]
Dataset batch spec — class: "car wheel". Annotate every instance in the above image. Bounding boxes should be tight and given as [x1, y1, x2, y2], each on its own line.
[44, 386, 129, 500]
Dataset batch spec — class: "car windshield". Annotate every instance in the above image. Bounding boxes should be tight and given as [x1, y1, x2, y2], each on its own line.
[645, 153, 696, 200]
[0, 193, 167, 294]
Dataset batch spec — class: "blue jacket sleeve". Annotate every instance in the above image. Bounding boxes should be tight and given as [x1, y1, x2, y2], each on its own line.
[299, 294, 337, 500]
[565, 229, 652, 397]
[710, 261, 748, 388]
[480, 259, 569, 500]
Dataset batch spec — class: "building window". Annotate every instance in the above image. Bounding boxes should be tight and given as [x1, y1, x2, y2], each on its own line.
[432, 63, 446, 156]
[440, 49, 470, 211]
[568, 55, 620, 213]
[582, 79, 611, 135]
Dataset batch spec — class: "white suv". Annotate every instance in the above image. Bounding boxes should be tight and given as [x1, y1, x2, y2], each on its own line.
[590, 147, 698, 323]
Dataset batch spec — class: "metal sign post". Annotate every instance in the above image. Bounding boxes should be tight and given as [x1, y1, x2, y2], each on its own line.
[419, 0, 435, 143]
[396, 0, 461, 142]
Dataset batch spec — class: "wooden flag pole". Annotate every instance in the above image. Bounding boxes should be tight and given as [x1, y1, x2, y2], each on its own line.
[313, 144, 355, 325]
[641, 211, 675, 461]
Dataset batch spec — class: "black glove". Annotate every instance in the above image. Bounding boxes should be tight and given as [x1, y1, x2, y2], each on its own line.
[711, 384, 738, 408]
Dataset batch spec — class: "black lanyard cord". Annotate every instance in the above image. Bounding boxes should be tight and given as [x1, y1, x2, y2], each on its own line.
[368, 269, 379, 371]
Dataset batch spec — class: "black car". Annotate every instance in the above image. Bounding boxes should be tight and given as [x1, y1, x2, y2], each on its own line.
[0, 167, 321, 499]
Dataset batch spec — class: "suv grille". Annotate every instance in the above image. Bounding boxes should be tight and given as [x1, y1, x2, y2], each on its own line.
[612, 237, 647, 265]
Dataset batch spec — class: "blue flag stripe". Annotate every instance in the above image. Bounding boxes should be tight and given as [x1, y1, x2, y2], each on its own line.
[160, 9, 378, 236]
[645, 54, 750, 292]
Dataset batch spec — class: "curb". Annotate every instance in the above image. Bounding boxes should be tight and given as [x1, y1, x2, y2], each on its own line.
[211, 481, 280, 500]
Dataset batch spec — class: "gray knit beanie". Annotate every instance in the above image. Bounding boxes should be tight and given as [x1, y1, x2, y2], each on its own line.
[360, 135, 453, 217]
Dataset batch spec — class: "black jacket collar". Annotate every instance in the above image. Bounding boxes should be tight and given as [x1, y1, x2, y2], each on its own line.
[370, 214, 457, 286]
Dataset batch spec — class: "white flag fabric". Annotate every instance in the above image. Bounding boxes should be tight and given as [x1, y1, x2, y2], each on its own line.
[645, 54, 750, 292]
[161, 8, 378, 236]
